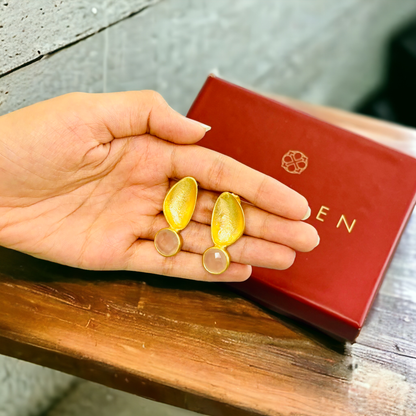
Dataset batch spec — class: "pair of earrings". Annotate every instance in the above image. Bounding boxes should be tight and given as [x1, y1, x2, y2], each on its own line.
[154, 177, 245, 275]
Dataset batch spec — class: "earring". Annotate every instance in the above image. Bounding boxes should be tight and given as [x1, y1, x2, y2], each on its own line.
[154, 177, 198, 257]
[203, 192, 245, 275]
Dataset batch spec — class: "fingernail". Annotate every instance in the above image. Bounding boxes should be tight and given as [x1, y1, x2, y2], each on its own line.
[188, 118, 211, 132]
[316, 235, 320, 247]
[302, 206, 311, 221]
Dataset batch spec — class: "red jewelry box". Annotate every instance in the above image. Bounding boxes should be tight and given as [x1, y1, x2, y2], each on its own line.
[187, 75, 416, 342]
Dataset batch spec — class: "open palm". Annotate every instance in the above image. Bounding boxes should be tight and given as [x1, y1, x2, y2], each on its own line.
[0, 91, 318, 281]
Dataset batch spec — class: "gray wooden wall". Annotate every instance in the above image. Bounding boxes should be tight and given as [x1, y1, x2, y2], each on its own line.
[1, 1, 416, 415]
[2, 0, 416, 117]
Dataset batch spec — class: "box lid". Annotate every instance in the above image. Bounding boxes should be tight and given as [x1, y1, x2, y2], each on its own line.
[187, 75, 416, 341]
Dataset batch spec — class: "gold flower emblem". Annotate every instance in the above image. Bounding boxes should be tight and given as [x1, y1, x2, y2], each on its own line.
[281, 150, 308, 174]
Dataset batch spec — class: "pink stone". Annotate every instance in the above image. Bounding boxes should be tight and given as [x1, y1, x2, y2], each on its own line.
[203, 248, 228, 274]
[155, 229, 180, 256]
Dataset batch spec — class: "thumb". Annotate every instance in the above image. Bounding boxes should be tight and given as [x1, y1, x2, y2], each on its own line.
[92, 90, 211, 144]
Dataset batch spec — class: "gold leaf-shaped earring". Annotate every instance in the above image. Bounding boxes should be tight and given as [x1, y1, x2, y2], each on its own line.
[203, 192, 245, 275]
[154, 177, 198, 257]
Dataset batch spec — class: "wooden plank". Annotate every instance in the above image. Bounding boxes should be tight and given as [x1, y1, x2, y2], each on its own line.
[2, 0, 416, 117]
[0, 0, 159, 76]
[0, 221, 415, 416]
[0, 250, 352, 416]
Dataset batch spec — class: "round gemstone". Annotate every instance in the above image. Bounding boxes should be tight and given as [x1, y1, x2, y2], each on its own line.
[155, 228, 181, 257]
[203, 247, 229, 274]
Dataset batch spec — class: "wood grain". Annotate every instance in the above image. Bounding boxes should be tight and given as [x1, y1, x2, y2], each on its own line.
[0, 249, 353, 416]
[2, 0, 416, 116]
[0, 106, 415, 416]
[0, 219, 415, 416]
[0, 0, 158, 76]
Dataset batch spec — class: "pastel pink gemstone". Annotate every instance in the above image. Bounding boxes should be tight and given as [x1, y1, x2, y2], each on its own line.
[155, 229, 180, 256]
[203, 248, 228, 274]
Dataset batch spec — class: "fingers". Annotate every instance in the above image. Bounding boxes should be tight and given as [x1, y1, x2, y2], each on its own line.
[182, 221, 297, 270]
[126, 240, 252, 282]
[88, 90, 210, 144]
[171, 145, 310, 220]
[146, 216, 299, 271]
[142, 188, 319, 253]
[192, 189, 319, 252]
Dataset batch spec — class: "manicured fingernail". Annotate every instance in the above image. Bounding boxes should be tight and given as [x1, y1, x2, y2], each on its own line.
[302, 206, 311, 220]
[188, 118, 211, 132]
[197, 121, 211, 132]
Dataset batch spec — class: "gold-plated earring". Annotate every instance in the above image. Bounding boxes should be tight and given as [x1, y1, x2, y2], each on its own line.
[203, 192, 245, 275]
[154, 177, 198, 257]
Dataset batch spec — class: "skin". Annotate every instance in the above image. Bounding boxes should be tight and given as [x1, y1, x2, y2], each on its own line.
[0, 90, 319, 282]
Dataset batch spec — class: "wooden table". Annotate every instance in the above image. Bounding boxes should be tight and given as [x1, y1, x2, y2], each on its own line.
[1, 99, 415, 416]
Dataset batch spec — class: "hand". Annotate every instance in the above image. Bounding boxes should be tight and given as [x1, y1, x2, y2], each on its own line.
[0, 91, 319, 281]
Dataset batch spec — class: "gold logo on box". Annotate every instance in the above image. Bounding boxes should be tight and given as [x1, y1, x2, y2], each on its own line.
[282, 150, 308, 174]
